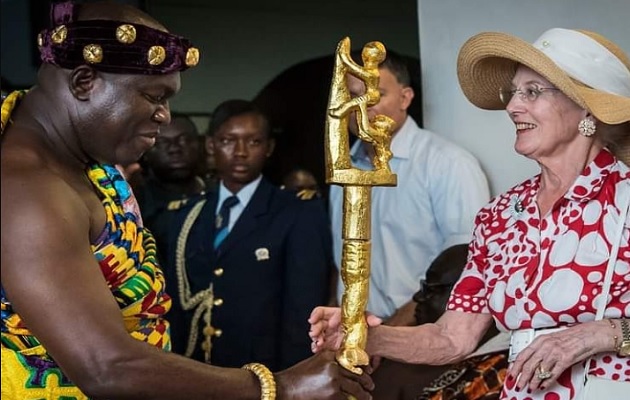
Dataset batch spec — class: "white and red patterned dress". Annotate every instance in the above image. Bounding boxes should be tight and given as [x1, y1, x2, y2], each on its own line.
[448, 149, 630, 400]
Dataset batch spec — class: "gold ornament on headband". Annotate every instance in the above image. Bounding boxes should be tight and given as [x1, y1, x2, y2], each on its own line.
[324, 37, 396, 381]
[83, 44, 103, 64]
[186, 47, 200, 67]
[148, 45, 166, 65]
[51, 25, 68, 44]
[116, 24, 137, 44]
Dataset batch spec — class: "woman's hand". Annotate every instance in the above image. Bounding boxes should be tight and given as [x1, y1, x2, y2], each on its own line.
[308, 306, 344, 352]
[308, 306, 383, 353]
[508, 320, 615, 391]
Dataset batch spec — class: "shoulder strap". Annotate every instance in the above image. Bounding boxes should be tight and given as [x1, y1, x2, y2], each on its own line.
[584, 181, 630, 382]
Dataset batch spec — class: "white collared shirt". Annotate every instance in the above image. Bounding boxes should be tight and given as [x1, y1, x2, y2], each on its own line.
[216, 175, 263, 232]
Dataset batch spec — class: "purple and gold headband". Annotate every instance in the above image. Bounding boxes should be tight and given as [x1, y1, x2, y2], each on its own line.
[37, 1, 199, 75]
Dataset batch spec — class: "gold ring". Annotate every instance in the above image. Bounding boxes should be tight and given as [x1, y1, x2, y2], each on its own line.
[537, 365, 552, 380]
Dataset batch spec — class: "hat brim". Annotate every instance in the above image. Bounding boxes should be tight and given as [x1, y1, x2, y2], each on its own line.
[457, 32, 630, 125]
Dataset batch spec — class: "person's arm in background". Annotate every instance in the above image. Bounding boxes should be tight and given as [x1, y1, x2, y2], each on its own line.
[280, 197, 333, 369]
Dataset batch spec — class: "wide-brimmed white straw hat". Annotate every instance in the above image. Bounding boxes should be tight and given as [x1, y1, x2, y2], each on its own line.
[457, 28, 630, 126]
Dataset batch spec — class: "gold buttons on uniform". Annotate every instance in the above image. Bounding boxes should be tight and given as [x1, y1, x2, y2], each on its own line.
[213, 298, 223, 307]
[214, 268, 224, 276]
[203, 326, 223, 337]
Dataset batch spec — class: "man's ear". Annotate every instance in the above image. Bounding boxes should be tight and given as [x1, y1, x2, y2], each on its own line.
[401, 86, 415, 111]
[69, 65, 98, 101]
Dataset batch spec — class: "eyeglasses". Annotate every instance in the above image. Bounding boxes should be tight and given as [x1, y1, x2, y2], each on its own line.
[499, 86, 561, 105]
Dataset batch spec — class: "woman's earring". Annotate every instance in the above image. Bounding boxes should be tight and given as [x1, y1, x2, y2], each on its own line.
[578, 117, 596, 137]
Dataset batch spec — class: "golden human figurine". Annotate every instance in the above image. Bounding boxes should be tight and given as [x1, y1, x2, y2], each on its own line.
[330, 39, 384, 125]
[324, 37, 397, 376]
[325, 37, 396, 185]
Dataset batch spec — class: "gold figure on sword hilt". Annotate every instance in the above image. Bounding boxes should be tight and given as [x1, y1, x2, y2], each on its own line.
[324, 36, 397, 375]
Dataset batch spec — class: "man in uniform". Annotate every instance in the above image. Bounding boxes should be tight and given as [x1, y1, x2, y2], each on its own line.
[164, 99, 332, 371]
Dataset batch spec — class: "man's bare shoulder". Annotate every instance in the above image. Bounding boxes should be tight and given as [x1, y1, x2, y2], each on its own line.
[1, 148, 91, 230]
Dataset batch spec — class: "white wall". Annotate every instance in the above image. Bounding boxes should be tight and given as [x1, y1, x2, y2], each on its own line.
[417, 0, 630, 196]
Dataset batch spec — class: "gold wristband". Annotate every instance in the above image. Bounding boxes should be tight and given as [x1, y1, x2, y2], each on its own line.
[607, 319, 620, 352]
[242, 363, 276, 400]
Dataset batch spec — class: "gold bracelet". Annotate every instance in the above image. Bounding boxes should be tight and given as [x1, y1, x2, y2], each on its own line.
[607, 319, 620, 352]
[242, 363, 276, 400]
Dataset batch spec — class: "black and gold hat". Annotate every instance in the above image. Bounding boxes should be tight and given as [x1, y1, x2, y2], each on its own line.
[38, 1, 200, 75]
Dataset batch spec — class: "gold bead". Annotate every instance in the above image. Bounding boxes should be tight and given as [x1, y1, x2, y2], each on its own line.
[214, 268, 224, 276]
[83, 44, 103, 64]
[214, 328, 222, 337]
[185, 47, 200, 67]
[213, 298, 224, 306]
[148, 45, 166, 65]
[203, 326, 215, 336]
[116, 24, 137, 44]
[51, 25, 67, 44]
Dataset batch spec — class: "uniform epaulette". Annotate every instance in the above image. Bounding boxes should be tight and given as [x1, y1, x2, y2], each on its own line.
[166, 190, 208, 211]
[296, 189, 319, 200]
[167, 199, 190, 210]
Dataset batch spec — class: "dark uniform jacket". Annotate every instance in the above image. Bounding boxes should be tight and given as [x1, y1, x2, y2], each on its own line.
[134, 175, 211, 259]
[163, 177, 331, 371]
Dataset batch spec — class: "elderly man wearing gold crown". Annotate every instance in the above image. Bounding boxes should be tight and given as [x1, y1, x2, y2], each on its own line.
[310, 27, 630, 400]
[0, 1, 375, 399]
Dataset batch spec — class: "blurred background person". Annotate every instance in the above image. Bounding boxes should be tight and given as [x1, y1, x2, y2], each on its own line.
[134, 112, 208, 254]
[281, 167, 321, 195]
